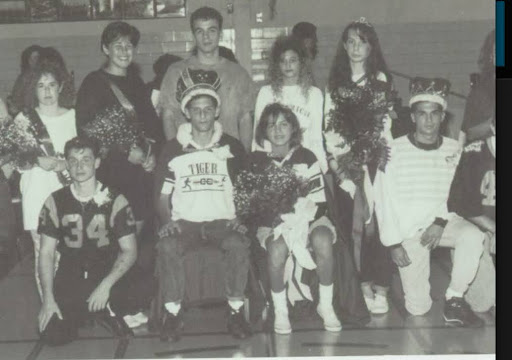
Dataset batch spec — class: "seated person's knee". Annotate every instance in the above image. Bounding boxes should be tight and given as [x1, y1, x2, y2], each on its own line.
[266, 236, 288, 269]
[310, 226, 334, 257]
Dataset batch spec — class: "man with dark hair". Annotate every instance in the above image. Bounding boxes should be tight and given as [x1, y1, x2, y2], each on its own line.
[37, 136, 154, 346]
[374, 77, 485, 327]
[158, 6, 257, 152]
[292, 21, 318, 60]
[154, 68, 252, 341]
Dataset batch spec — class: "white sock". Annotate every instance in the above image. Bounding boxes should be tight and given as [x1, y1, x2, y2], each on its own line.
[164, 301, 181, 315]
[445, 288, 463, 300]
[319, 283, 334, 308]
[271, 289, 288, 313]
[228, 299, 244, 311]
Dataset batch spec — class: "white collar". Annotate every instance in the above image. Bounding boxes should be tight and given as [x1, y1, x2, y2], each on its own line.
[176, 122, 223, 149]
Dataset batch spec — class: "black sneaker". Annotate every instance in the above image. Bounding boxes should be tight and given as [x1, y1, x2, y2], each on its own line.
[227, 307, 252, 339]
[160, 310, 184, 342]
[443, 297, 485, 328]
[96, 313, 134, 338]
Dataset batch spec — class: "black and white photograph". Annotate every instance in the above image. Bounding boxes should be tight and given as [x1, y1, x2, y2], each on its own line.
[0, 0, 496, 359]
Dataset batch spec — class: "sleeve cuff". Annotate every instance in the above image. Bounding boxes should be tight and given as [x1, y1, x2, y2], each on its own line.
[388, 243, 403, 250]
[433, 217, 448, 228]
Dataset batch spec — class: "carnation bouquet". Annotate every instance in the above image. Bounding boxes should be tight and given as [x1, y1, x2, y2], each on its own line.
[233, 164, 310, 228]
[82, 105, 151, 159]
[0, 120, 44, 167]
[325, 80, 396, 184]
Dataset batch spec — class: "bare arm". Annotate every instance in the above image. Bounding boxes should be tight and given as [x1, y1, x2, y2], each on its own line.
[38, 234, 62, 331]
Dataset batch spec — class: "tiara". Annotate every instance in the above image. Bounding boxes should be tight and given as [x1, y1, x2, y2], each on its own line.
[354, 17, 373, 28]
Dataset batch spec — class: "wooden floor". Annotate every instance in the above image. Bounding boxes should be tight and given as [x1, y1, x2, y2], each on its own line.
[0, 251, 495, 359]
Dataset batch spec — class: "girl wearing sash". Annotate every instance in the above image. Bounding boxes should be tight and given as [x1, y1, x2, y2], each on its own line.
[14, 60, 77, 297]
[324, 18, 394, 314]
[75, 21, 162, 238]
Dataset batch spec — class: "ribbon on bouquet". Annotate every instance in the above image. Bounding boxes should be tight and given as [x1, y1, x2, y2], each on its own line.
[273, 197, 318, 271]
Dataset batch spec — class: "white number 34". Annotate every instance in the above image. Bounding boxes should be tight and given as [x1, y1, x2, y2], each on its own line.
[62, 214, 110, 248]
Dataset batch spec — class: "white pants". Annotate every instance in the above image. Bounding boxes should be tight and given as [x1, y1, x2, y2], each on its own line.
[398, 215, 484, 316]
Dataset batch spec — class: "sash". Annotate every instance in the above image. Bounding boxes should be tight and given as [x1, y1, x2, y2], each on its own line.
[25, 108, 71, 185]
[101, 71, 155, 160]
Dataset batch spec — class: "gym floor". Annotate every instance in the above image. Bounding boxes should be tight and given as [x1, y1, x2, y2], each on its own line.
[0, 250, 495, 359]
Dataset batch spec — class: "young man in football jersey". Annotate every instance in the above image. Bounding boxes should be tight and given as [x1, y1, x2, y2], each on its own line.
[154, 68, 252, 341]
[374, 77, 485, 327]
[37, 136, 154, 346]
[448, 116, 495, 315]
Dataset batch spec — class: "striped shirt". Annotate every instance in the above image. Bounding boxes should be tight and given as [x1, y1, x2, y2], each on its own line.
[374, 134, 461, 246]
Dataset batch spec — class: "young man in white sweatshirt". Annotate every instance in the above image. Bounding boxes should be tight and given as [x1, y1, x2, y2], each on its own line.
[374, 77, 485, 327]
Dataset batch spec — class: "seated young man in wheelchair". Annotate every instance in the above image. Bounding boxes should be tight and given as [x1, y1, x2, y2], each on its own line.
[248, 103, 342, 335]
[153, 68, 252, 341]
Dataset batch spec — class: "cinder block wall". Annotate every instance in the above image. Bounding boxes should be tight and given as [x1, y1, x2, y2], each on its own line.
[0, 0, 494, 136]
[250, 21, 493, 136]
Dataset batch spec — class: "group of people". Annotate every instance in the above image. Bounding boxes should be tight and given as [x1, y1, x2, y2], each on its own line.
[0, 5, 495, 347]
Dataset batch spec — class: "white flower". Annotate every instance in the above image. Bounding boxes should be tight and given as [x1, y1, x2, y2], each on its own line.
[292, 164, 309, 179]
[324, 131, 351, 157]
[211, 145, 234, 160]
[93, 187, 112, 207]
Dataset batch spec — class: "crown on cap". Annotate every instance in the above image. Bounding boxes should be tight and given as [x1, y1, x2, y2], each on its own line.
[176, 68, 221, 113]
[409, 77, 451, 110]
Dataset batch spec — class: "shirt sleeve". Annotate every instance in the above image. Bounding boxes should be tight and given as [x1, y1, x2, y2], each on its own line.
[38, 195, 61, 240]
[110, 194, 137, 240]
[154, 141, 177, 198]
[157, 64, 186, 139]
[448, 151, 483, 218]
[236, 67, 258, 120]
[75, 72, 104, 133]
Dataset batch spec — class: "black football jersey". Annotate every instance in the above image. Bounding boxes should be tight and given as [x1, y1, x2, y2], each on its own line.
[38, 186, 136, 264]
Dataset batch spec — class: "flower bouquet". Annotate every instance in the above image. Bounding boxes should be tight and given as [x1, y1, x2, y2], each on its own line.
[233, 164, 310, 228]
[82, 105, 151, 159]
[325, 80, 395, 184]
[0, 120, 43, 168]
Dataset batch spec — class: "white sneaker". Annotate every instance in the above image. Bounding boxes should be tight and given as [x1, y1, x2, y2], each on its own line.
[364, 296, 375, 312]
[317, 305, 342, 332]
[133, 312, 148, 324]
[274, 310, 292, 335]
[371, 294, 389, 314]
[123, 314, 141, 328]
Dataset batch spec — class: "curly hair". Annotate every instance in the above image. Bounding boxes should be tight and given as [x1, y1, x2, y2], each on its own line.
[327, 20, 391, 93]
[255, 103, 303, 149]
[24, 60, 71, 110]
[267, 35, 314, 100]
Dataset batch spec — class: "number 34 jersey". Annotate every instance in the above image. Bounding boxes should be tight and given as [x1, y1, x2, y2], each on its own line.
[38, 184, 136, 262]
